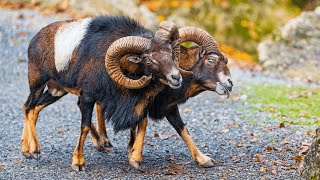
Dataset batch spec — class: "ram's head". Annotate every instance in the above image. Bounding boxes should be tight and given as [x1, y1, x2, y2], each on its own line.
[105, 21, 192, 89]
[178, 27, 233, 97]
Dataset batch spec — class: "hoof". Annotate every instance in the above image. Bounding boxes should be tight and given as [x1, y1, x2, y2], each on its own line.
[199, 159, 214, 168]
[94, 145, 113, 152]
[104, 141, 113, 148]
[129, 160, 141, 169]
[22, 151, 41, 160]
[71, 164, 86, 171]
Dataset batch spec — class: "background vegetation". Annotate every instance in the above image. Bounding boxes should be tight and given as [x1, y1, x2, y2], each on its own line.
[2, 0, 320, 60]
[140, 0, 320, 60]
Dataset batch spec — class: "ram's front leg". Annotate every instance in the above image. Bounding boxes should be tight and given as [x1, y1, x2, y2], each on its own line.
[128, 117, 148, 169]
[71, 97, 94, 171]
[90, 102, 113, 152]
[166, 105, 214, 167]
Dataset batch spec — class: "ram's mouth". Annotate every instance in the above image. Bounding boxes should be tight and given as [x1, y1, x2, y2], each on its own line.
[159, 78, 181, 89]
[216, 82, 230, 98]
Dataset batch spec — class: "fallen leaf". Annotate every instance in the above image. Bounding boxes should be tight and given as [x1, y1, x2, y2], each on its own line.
[221, 172, 228, 179]
[285, 147, 292, 151]
[154, 132, 159, 137]
[260, 166, 267, 173]
[255, 154, 266, 162]
[299, 145, 309, 155]
[238, 153, 246, 157]
[159, 134, 170, 140]
[237, 143, 245, 148]
[18, 13, 24, 19]
[166, 156, 176, 162]
[146, 140, 153, 145]
[250, 133, 258, 137]
[265, 146, 273, 152]
[0, 163, 6, 168]
[228, 141, 236, 145]
[281, 140, 290, 145]
[302, 142, 312, 147]
[271, 165, 278, 175]
[226, 122, 238, 127]
[268, 107, 276, 113]
[212, 118, 219, 122]
[13, 158, 23, 164]
[177, 161, 191, 165]
[273, 146, 282, 151]
[218, 129, 230, 134]
[57, 130, 64, 134]
[306, 131, 314, 136]
[17, 31, 27, 37]
[291, 156, 303, 162]
[182, 107, 191, 113]
[279, 122, 285, 128]
[242, 126, 248, 132]
[250, 138, 259, 143]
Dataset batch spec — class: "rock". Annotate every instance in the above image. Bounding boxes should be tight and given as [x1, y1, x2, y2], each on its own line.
[300, 128, 320, 179]
[258, 7, 320, 83]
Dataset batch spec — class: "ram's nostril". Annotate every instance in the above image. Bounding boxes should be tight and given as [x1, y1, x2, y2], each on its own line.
[171, 74, 180, 81]
[228, 79, 233, 86]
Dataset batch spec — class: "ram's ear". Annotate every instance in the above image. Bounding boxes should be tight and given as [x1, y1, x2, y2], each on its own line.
[197, 46, 206, 59]
[127, 55, 142, 63]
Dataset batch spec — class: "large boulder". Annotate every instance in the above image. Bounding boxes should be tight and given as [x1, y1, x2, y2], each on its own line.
[300, 128, 320, 179]
[258, 7, 320, 82]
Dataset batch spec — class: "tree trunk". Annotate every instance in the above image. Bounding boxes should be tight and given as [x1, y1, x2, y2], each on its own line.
[300, 128, 320, 179]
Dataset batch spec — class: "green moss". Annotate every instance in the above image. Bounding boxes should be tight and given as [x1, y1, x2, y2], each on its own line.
[243, 84, 320, 126]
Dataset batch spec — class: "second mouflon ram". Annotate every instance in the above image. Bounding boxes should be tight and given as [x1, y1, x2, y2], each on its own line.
[21, 16, 192, 171]
[91, 27, 233, 168]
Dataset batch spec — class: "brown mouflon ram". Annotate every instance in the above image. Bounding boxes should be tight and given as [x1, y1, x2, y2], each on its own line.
[91, 27, 233, 168]
[22, 15, 194, 171]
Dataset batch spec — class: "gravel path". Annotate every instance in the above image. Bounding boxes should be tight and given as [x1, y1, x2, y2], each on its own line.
[0, 9, 314, 179]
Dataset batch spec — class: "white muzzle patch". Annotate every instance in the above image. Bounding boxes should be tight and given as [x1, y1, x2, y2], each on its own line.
[54, 18, 92, 72]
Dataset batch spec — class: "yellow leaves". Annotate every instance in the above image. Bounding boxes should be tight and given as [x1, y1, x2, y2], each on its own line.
[219, 43, 254, 62]
[140, 0, 197, 12]
[157, 15, 166, 22]
[255, 154, 266, 162]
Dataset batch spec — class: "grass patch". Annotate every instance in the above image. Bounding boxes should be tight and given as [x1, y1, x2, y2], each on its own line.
[243, 84, 320, 126]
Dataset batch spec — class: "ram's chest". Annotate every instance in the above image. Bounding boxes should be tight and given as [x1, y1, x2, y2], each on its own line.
[134, 84, 164, 117]
[54, 18, 92, 73]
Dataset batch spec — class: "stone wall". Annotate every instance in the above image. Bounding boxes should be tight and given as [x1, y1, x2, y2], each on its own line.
[258, 7, 320, 83]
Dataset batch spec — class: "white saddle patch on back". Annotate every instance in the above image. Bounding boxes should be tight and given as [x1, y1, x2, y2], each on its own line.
[54, 18, 92, 72]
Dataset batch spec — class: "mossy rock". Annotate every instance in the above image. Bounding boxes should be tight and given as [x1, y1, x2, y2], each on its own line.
[300, 128, 320, 179]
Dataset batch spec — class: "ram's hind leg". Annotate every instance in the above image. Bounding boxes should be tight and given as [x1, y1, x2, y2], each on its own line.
[21, 70, 48, 159]
[22, 79, 67, 159]
[90, 102, 113, 152]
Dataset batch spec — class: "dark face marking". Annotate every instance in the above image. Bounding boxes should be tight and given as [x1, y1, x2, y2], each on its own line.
[143, 40, 182, 89]
[192, 50, 233, 97]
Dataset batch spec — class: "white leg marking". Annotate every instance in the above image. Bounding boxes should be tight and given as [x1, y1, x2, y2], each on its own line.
[54, 18, 92, 72]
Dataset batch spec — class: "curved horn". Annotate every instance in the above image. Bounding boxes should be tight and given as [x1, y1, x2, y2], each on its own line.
[178, 26, 219, 53]
[105, 36, 152, 89]
[155, 21, 180, 63]
[156, 21, 193, 77]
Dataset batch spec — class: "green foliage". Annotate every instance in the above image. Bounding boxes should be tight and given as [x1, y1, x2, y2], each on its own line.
[244, 84, 320, 126]
[157, 0, 304, 58]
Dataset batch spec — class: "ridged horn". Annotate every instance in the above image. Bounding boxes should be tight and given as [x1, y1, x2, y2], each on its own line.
[155, 21, 180, 63]
[105, 36, 152, 89]
[156, 21, 194, 77]
[178, 26, 219, 53]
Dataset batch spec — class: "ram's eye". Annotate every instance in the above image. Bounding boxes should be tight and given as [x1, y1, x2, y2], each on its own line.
[145, 59, 152, 64]
[208, 58, 217, 64]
